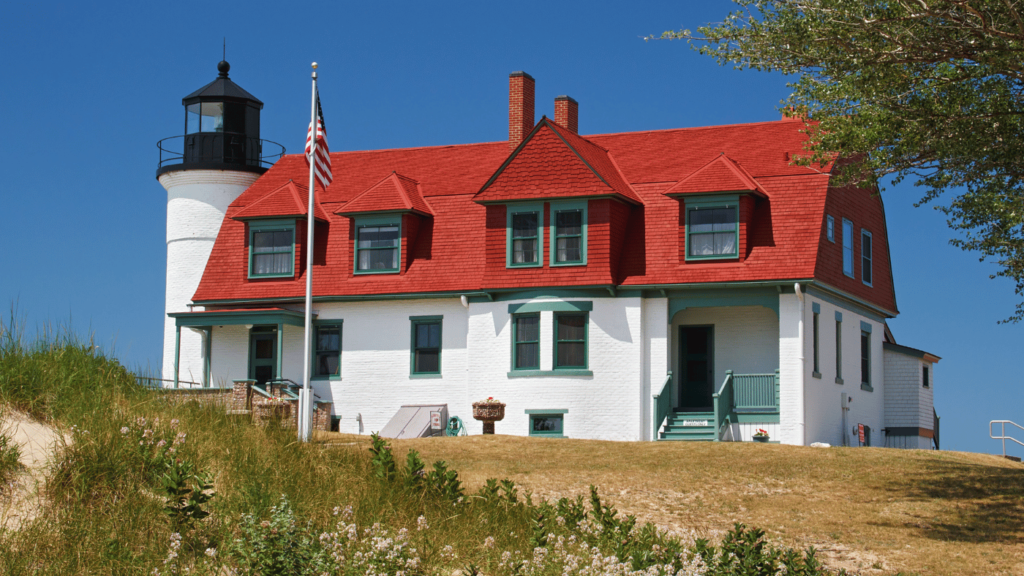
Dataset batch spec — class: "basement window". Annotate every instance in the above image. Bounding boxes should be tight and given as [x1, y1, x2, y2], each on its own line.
[526, 409, 567, 438]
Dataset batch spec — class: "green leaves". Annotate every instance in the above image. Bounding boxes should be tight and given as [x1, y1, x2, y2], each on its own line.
[159, 458, 214, 527]
[668, 0, 1024, 321]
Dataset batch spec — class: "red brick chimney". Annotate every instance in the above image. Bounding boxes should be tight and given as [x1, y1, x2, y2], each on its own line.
[554, 95, 578, 134]
[509, 71, 535, 149]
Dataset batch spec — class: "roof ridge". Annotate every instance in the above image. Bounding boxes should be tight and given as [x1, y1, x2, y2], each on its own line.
[585, 118, 813, 139]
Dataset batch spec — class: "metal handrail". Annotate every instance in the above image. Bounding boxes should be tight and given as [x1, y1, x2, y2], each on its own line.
[157, 134, 286, 169]
[990, 420, 1024, 458]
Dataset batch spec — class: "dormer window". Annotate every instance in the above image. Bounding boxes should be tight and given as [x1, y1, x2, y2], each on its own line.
[507, 203, 543, 267]
[354, 217, 401, 274]
[550, 200, 587, 266]
[685, 197, 738, 260]
[248, 219, 295, 279]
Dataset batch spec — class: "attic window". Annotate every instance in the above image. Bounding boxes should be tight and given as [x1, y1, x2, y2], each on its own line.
[248, 220, 295, 279]
[354, 216, 401, 274]
[506, 203, 543, 268]
[685, 198, 738, 261]
[550, 200, 587, 266]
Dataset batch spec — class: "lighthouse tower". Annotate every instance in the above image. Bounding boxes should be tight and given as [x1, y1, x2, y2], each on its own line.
[156, 60, 282, 385]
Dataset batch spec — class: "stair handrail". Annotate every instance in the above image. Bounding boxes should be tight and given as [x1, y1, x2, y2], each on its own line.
[712, 370, 734, 442]
[933, 408, 940, 450]
[989, 420, 1024, 458]
[652, 371, 673, 440]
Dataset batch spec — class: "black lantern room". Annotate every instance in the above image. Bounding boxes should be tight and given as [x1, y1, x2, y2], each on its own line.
[157, 60, 284, 177]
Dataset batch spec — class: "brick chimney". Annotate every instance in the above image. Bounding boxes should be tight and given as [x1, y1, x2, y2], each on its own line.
[554, 95, 578, 134]
[509, 71, 535, 149]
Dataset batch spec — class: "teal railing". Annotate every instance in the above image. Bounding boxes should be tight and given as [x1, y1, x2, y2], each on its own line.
[733, 370, 780, 413]
[652, 371, 673, 439]
[712, 371, 735, 442]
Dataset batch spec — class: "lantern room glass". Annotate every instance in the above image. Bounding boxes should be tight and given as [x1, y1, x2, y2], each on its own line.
[186, 102, 225, 133]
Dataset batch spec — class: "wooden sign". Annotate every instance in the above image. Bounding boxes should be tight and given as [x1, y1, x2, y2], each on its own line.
[858, 423, 865, 444]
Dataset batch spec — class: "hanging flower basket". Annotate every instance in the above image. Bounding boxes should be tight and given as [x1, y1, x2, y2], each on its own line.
[472, 398, 506, 422]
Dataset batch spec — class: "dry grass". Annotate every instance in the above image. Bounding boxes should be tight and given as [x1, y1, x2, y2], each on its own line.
[321, 433, 1024, 576]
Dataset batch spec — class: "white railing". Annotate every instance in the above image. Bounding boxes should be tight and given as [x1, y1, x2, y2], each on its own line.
[989, 420, 1024, 458]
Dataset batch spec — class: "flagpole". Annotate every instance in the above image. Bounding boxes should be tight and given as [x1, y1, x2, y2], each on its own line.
[300, 62, 318, 442]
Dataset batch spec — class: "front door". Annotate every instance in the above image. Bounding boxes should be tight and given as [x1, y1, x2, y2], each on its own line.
[678, 326, 713, 411]
[249, 331, 276, 386]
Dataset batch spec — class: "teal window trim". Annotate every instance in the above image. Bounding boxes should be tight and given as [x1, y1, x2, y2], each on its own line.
[353, 215, 401, 275]
[812, 308, 820, 378]
[553, 312, 588, 370]
[506, 202, 544, 268]
[528, 412, 566, 438]
[835, 316, 843, 384]
[842, 218, 855, 278]
[508, 300, 593, 314]
[860, 321, 872, 333]
[511, 313, 540, 371]
[684, 196, 740, 261]
[860, 328, 872, 390]
[861, 229, 873, 287]
[826, 215, 835, 243]
[310, 320, 343, 381]
[410, 316, 442, 376]
[549, 200, 588, 266]
[248, 219, 296, 279]
[508, 369, 593, 378]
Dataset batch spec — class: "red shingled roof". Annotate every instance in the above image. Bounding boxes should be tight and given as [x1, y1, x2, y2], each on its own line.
[191, 118, 895, 315]
[664, 153, 767, 197]
[231, 180, 329, 221]
[338, 172, 433, 216]
[475, 118, 642, 205]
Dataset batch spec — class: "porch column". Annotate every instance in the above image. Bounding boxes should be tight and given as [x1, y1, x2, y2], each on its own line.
[778, 291, 807, 445]
[643, 297, 669, 440]
[174, 324, 181, 389]
[276, 323, 284, 381]
[203, 328, 212, 388]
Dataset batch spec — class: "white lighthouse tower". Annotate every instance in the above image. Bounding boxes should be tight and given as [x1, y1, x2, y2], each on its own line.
[156, 60, 283, 386]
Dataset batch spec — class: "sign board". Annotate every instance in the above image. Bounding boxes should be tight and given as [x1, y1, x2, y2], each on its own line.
[430, 411, 442, 430]
[858, 423, 865, 444]
[682, 420, 709, 427]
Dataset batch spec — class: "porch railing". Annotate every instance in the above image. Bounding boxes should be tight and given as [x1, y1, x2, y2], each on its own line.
[652, 371, 673, 440]
[713, 370, 780, 441]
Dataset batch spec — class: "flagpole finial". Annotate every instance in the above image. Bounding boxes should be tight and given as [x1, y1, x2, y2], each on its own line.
[312, 62, 318, 69]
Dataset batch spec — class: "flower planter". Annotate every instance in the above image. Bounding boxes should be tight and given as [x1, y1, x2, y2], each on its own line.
[472, 401, 506, 435]
[752, 435, 769, 443]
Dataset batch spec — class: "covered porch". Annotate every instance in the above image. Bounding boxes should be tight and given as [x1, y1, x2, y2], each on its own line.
[651, 287, 783, 442]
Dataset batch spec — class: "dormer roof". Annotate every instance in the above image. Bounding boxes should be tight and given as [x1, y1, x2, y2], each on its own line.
[337, 172, 434, 217]
[475, 117, 642, 205]
[231, 180, 329, 221]
[663, 153, 767, 198]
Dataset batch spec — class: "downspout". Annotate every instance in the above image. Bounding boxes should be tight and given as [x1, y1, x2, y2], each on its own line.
[794, 282, 806, 445]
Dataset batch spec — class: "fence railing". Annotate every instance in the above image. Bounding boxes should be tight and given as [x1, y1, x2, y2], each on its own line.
[989, 420, 1024, 458]
[733, 370, 781, 413]
[652, 371, 673, 440]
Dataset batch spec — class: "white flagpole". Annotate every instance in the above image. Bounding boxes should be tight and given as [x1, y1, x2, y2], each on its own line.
[300, 62, 319, 442]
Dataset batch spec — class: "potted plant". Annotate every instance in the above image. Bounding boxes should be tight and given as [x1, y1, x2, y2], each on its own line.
[752, 428, 770, 443]
[471, 397, 505, 434]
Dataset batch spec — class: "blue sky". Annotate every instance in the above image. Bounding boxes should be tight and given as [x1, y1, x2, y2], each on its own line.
[1, 1, 1020, 457]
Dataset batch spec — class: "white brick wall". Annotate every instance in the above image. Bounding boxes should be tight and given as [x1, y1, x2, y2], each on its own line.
[778, 293, 804, 445]
[159, 170, 260, 383]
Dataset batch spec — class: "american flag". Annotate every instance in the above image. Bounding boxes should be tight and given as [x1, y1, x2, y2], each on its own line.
[305, 90, 333, 190]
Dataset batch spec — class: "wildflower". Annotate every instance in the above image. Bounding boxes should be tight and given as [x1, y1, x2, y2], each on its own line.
[204, 548, 217, 558]
[484, 536, 495, 549]
[173, 432, 187, 445]
[156, 440, 167, 448]
[120, 426, 129, 434]
[416, 515, 429, 531]
[170, 419, 179, 428]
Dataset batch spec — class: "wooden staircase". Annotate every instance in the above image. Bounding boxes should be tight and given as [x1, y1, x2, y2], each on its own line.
[659, 411, 717, 441]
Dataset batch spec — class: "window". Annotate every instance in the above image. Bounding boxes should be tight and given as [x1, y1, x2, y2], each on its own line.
[812, 306, 821, 378]
[826, 215, 835, 242]
[861, 230, 873, 286]
[249, 220, 295, 279]
[527, 411, 567, 438]
[550, 200, 587, 265]
[355, 217, 401, 274]
[922, 365, 930, 388]
[835, 313, 844, 384]
[512, 313, 540, 370]
[860, 329, 871, 390]
[410, 316, 442, 376]
[842, 218, 854, 277]
[312, 323, 342, 380]
[507, 203, 543, 267]
[686, 199, 738, 260]
[554, 313, 588, 369]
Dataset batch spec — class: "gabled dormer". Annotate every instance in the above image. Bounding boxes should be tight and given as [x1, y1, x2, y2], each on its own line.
[337, 172, 433, 275]
[232, 180, 328, 280]
[664, 153, 767, 263]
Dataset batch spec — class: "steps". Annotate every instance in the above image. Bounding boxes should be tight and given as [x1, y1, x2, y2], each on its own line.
[659, 411, 718, 441]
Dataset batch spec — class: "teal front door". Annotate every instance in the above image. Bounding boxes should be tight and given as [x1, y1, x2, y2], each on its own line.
[678, 326, 713, 411]
[249, 331, 276, 385]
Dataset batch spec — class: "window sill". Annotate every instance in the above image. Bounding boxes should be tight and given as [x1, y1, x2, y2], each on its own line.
[507, 369, 593, 378]
[529, 433, 566, 438]
[835, 377, 844, 385]
[248, 273, 295, 280]
[812, 371, 821, 379]
[410, 373, 442, 379]
[684, 254, 739, 262]
[860, 383, 873, 392]
[311, 376, 342, 382]
[506, 263, 543, 269]
[550, 261, 586, 267]
[354, 269, 400, 275]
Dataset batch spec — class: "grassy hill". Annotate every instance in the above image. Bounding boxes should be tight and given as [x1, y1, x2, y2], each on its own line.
[1, 323, 1021, 575]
